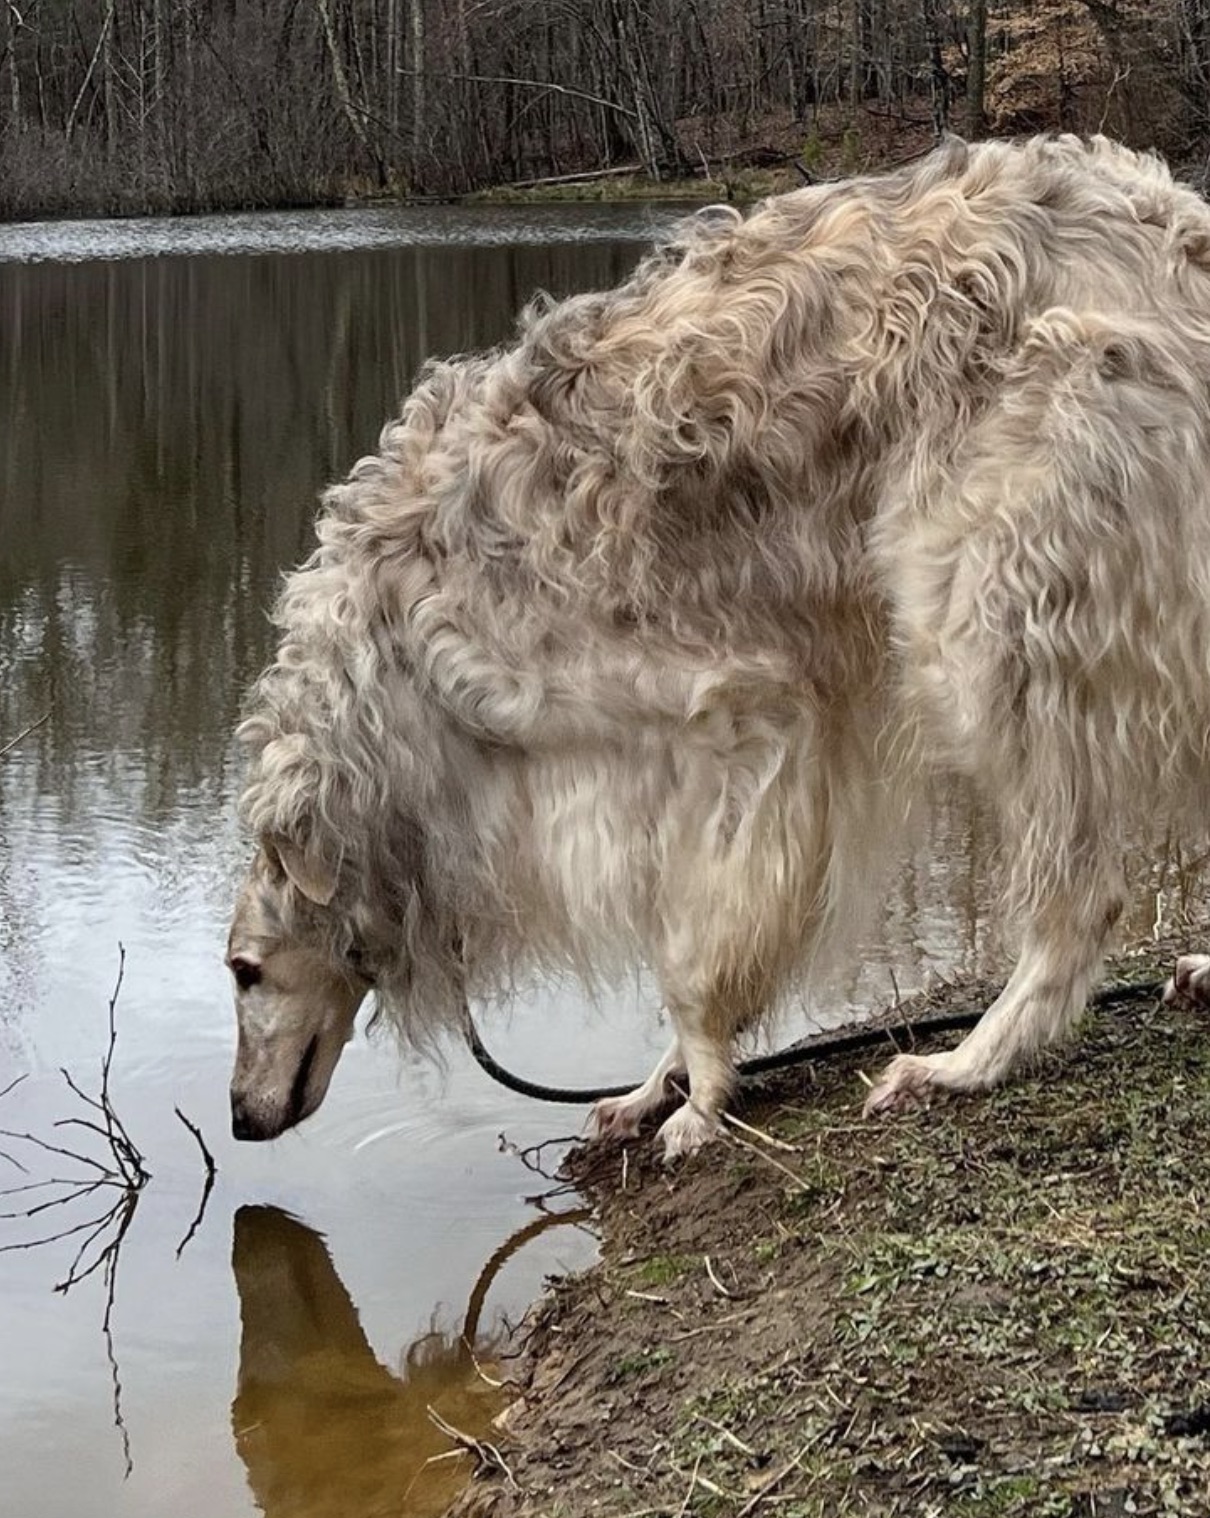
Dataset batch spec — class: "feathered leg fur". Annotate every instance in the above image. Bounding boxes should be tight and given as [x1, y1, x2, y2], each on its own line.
[869, 309, 1210, 1112]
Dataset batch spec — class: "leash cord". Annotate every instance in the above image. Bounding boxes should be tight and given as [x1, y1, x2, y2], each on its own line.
[461, 977, 1163, 1105]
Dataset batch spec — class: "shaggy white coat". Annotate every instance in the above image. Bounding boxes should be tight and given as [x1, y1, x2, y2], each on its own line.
[230, 135, 1210, 1152]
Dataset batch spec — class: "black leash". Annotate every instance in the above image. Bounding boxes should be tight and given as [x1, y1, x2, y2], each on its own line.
[461, 977, 1164, 1105]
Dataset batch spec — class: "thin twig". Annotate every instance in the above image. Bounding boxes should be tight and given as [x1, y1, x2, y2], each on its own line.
[497, 1132, 578, 1179]
[675, 1453, 703, 1517]
[719, 1108, 800, 1153]
[724, 1129, 812, 1194]
[0, 709, 50, 760]
[0, 1176, 112, 1221]
[397, 67, 637, 119]
[58, 1068, 107, 1115]
[0, 1176, 94, 1198]
[427, 1406, 519, 1490]
[0, 1127, 117, 1176]
[173, 1108, 217, 1258]
[97, 947, 150, 1189]
[0, 1198, 127, 1256]
[55, 1193, 135, 1292]
[733, 1443, 811, 1517]
[173, 1107, 216, 1179]
[704, 1254, 756, 1301]
[55, 1115, 127, 1148]
[693, 1413, 756, 1456]
[98, 1194, 139, 1478]
[460, 1337, 507, 1390]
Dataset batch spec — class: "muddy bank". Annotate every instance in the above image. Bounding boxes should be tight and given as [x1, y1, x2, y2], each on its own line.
[448, 948, 1210, 1517]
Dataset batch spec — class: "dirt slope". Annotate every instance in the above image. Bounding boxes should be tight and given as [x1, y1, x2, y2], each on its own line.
[448, 950, 1210, 1518]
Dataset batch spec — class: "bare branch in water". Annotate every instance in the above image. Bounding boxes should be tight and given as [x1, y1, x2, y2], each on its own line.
[0, 1176, 113, 1222]
[0, 1075, 29, 1170]
[173, 1108, 218, 1258]
[96, 947, 150, 1190]
[0, 1197, 129, 1257]
[0, 1126, 119, 1177]
[0, 948, 147, 1476]
[0, 709, 50, 761]
[0, 947, 218, 1477]
[427, 1405, 519, 1491]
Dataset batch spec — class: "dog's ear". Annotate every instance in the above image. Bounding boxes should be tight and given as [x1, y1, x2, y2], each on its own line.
[263, 835, 338, 907]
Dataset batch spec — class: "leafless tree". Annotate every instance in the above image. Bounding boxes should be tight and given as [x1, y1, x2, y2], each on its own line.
[0, 2, 1204, 219]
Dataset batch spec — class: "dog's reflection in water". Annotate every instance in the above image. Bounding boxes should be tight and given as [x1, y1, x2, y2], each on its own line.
[231, 1205, 500, 1518]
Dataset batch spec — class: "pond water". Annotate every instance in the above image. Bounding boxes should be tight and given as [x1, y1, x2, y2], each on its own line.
[0, 202, 1110, 1517]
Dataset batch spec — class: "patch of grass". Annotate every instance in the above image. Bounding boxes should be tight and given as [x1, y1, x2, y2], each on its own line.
[627, 1253, 695, 1289]
[606, 1346, 674, 1383]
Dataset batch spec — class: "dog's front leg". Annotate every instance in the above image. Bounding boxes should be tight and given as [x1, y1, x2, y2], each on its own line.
[654, 1001, 735, 1160]
[589, 1037, 684, 1140]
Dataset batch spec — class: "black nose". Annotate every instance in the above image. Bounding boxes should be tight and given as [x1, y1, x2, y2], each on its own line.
[231, 1093, 263, 1142]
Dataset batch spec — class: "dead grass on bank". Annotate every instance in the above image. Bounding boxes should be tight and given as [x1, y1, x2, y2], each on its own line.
[447, 945, 1210, 1518]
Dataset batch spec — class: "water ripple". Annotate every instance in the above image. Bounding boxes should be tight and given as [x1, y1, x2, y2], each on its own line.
[0, 202, 685, 265]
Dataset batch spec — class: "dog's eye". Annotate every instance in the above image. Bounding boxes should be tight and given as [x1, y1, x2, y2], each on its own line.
[230, 956, 262, 992]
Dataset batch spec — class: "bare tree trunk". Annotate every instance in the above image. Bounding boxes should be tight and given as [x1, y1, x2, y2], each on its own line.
[966, 0, 987, 136]
[152, 0, 167, 185]
[67, 0, 118, 145]
[314, 0, 383, 183]
[1180, 0, 1210, 131]
[409, 0, 425, 171]
[387, 0, 400, 134]
[5, 1, 20, 131]
[923, 0, 951, 135]
[607, 0, 677, 179]
[103, 0, 118, 158]
[181, 0, 195, 198]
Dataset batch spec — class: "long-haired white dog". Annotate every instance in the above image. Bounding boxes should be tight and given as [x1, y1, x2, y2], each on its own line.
[227, 135, 1210, 1157]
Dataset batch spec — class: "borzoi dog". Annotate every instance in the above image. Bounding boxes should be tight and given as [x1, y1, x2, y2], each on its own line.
[227, 135, 1210, 1157]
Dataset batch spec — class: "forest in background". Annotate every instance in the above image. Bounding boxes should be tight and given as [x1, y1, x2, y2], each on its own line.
[2, 2, 1210, 220]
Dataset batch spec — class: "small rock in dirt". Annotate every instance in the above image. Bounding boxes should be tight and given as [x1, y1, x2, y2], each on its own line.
[1074, 1388, 1132, 1414]
[1163, 1404, 1210, 1438]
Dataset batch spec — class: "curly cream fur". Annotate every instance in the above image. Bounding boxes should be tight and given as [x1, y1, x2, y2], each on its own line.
[233, 134, 1210, 1145]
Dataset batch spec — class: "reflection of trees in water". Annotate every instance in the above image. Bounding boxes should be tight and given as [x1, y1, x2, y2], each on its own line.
[0, 240, 641, 832]
[0, 236, 644, 1006]
[231, 1204, 514, 1518]
[835, 779, 1210, 1015]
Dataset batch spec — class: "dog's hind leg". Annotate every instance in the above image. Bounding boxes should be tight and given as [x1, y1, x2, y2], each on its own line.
[1165, 955, 1210, 1005]
[864, 310, 1193, 1114]
[865, 885, 1124, 1114]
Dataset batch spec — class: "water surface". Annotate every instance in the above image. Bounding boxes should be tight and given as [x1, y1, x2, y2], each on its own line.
[0, 206, 670, 1518]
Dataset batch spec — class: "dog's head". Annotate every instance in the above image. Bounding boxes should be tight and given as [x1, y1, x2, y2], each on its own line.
[227, 842, 372, 1142]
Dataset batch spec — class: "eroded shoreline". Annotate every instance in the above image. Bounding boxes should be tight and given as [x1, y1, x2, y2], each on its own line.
[447, 946, 1210, 1517]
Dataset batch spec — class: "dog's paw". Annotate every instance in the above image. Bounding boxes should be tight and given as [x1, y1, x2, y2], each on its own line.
[656, 1102, 721, 1161]
[863, 1051, 948, 1117]
[1163, 953, 1210, 1006]
[589, 1092, 647, 1141]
